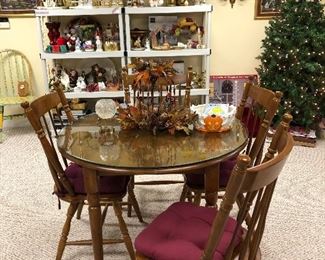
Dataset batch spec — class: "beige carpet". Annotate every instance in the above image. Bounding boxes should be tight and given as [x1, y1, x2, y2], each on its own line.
[0, 127, 324, 260]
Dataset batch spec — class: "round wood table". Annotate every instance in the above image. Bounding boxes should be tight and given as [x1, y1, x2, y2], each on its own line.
[57, 114, 248, 260]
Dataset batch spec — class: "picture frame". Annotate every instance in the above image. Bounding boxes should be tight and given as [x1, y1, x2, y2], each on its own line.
[0, 0, 37, 17]
[255, 0, 281, 20]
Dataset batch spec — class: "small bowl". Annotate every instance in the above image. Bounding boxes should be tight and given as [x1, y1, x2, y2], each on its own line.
[191, 103, 236, 129]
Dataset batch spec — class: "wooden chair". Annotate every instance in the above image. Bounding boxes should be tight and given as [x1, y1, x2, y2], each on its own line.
[181, 82, 283, 205]
[122, 66, 193, 217]
[135, 113, 294, 260]
[21, 83, 140, 260]
[0, 49, 34, 142]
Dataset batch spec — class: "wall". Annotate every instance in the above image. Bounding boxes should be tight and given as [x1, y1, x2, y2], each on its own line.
[209, 0, 268, 75]
[0, 16, 45, 96]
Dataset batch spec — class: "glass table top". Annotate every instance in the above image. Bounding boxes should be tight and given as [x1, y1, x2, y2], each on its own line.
[57, 114, 248, 169]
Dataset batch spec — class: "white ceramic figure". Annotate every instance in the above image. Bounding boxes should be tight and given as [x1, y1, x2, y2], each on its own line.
[145, 38, 150, 51]
[98, 81, 106, 91]
[76, 76, 87, 90]
[96, 35, 103, 52]
[75, 37, 82, 52]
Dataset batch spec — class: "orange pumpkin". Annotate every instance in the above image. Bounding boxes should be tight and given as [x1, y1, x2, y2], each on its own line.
[204, 114, 223, 131]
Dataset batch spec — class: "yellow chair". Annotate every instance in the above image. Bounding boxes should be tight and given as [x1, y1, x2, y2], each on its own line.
[0, 49, 34, 142]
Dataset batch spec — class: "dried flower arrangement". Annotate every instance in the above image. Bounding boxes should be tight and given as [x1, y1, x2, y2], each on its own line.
[118, 58, 198, 135]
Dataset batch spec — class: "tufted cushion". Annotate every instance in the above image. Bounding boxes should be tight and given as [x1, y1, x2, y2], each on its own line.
[135, 202, 243, 260]
[65, 163, 129, 195]
[185, 157, 237, 189]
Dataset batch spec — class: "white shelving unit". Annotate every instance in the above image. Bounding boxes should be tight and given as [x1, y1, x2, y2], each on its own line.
[124, 4, 212, 103]
[35, 5, 212, 103]
[35, 7, 126, 99]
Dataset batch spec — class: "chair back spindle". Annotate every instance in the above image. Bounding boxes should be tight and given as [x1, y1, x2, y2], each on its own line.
[236, 82, 282, 167]
[202, 114, 293, 260]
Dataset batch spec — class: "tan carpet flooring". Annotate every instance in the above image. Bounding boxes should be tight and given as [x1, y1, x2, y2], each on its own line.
[0, 127, 324, 260]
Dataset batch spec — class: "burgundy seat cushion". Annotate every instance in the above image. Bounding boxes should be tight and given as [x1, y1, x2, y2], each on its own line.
[65, 163, 129, 195]
[135, 202, 243, 260]
[185, 157, 237, 189]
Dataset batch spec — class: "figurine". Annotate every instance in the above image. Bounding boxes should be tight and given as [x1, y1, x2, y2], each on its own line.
[95, 35, 103, 52]
[90, 64, 106, 83]
[134, 36, 142, 49]
[98, 81, 106, 91]
[145, 38, 150, 51]
[83, 40, 94, 52]
[76, 75, 86, 91]
[75, 37, 82, 52]
[69, 69, 79, 88]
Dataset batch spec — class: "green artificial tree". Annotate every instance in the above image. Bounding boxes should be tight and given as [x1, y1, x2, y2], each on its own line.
[257, 0, 325, 129]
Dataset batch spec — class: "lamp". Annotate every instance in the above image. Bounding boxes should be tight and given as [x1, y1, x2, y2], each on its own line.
[226, 0, 243, 8]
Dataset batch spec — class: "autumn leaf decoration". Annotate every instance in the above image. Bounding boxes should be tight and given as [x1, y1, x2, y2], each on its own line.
[119, 59, 198, 135]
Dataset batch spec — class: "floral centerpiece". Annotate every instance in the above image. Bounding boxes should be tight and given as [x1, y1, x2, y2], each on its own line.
[118, 58, 198, 135]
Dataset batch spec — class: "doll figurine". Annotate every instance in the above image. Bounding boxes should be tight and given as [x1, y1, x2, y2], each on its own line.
[69, 69, 78, 88]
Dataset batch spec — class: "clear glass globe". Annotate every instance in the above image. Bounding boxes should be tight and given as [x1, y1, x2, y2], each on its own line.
[95, 99, 117, 119]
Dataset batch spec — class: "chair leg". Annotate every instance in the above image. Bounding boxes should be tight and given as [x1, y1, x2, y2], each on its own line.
[112, 201, 135, 260]
[127, 177, 135, 217]
[0, 106, 4, 143]
[76, 201, 83, 219]
[179, 184, 189, 202]
[56, 202, 79, 260]
[193, 191, 202, 206]
[101, 203, 109, 226]
[128, 185, 144, 223]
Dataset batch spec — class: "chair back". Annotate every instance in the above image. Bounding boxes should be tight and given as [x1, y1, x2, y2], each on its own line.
[0, 49, 34, 104]
[21, 83, 75, 195]
[236, 82, 282, 167]
[202, 113, 294, 260]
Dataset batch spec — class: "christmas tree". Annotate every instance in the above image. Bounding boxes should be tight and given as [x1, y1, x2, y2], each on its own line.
[257, 0, 325, 129]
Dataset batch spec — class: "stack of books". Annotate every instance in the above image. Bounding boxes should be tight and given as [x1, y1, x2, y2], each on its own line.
[52, 109, 87, 130]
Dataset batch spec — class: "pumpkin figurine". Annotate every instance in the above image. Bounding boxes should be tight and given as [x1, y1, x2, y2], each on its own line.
[204, 114, 223, 132]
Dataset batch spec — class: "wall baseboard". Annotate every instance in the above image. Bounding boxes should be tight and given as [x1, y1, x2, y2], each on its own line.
[3, 117, 30, 128]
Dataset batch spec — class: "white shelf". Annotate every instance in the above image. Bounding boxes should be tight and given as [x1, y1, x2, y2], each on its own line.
[128, 48, 210, 58]
[40, 51, 124, 60]
[35, 7, 122, 16]
[64, 88, 208, 99]
[65, 90, 125, 99]
[129, 88, 209, 97]
[125, 4, 212, 14]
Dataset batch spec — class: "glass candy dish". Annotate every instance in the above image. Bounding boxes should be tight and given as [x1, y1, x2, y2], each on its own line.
[191, 103, 236, 132]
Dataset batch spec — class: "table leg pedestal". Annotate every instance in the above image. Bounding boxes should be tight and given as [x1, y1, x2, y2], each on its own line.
[83, 168, 103, 260]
